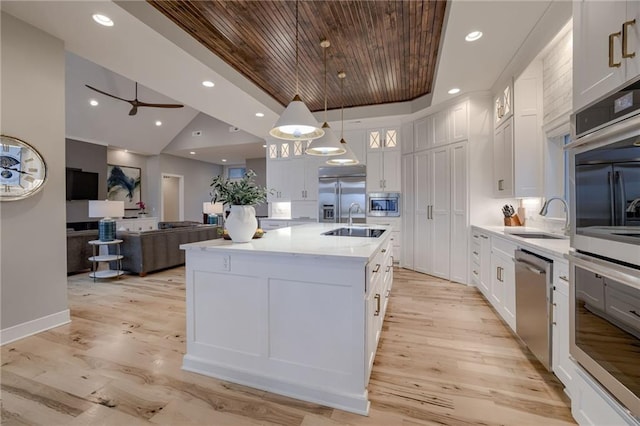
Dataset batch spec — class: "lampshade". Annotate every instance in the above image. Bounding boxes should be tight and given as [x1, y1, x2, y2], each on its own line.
[307, 123, 346, 156]
[326, 138, 359, 165]
[203, 202, 224, 214]
[89, 200, 124, 218]
[269, 95, 324, 140]
[268, 0, 323, 141]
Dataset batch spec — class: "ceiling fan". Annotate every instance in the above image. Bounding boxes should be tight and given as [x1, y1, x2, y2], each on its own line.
[85, 82, 184, 116]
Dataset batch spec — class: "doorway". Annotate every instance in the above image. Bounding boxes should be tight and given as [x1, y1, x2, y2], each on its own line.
[161, 174, 184, 221]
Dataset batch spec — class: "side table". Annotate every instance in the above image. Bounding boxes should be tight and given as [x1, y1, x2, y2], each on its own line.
[88, 239, 124, 282]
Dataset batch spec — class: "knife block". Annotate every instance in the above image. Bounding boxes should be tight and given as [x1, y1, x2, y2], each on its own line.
[504, 215, 522, 226]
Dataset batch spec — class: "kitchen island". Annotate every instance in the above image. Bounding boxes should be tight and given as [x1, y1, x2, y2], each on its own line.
[180, 223, 393, 415]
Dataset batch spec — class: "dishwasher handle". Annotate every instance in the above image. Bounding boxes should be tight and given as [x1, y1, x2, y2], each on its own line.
[518, 262, 546, 275]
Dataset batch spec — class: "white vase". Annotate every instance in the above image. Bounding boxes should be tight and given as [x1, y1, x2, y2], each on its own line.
[225, 205, 257, 243]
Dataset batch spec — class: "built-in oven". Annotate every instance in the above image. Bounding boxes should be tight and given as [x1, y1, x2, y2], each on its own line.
[366, 192, 400, 217]
[569, 79, 640, 420]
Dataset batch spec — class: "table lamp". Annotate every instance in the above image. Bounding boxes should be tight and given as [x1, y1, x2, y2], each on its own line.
[89, 200, 125, 241]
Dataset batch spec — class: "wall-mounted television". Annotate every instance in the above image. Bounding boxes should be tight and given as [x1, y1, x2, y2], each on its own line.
[66, 168, 99, 200]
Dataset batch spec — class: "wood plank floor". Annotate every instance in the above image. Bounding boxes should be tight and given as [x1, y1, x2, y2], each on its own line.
[1, 267, 575, 425]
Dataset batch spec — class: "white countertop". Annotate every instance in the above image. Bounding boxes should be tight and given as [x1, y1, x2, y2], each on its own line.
[181, 223, 391, 261]
[473, 225, 570, 259]
[260, 217, 318, 222]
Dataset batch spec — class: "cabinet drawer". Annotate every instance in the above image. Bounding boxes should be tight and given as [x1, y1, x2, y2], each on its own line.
[491, 236, 516, 259]
[471, 240, 480, 263]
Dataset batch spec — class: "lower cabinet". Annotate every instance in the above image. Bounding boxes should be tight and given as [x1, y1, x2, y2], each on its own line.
[551, 258, 575, 397]
[490, 236, 517, 331]
[471, 229, 491, 299]
[367, 217, 401, 264]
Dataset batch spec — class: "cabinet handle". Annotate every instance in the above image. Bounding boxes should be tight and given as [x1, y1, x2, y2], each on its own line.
[623, 19, 636, 59]
[609, 31, 622, 68]
[373, 264, 381, 273]
[374, 294, 381, 316]
[630, 310, 640, 318]
[481, 235, 488, 239]
[381, 248, 387, 253]
[498, 179, 504, 191]
[473, 234, 479, 239]
[559, 275, 568, 282]
[386, 265, 391, 272]
[473, 251, 479, 256]
[473, 270, 478, 276]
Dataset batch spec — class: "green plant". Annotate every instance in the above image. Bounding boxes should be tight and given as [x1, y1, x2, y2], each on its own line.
[210, 169, 270, 206]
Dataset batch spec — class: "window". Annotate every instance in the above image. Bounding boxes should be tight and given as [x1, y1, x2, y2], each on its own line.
[228, 167, 246, 180]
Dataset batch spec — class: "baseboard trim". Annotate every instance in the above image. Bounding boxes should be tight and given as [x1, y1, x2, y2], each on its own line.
[1, 309, 70, 345]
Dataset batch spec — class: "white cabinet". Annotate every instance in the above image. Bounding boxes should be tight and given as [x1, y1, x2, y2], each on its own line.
[414, 101, 468, 152]
[494, 82, 513, 128]
[290, 156, 320, 201]
[367, 217, 401, 264]
[493, 60, 542, 198]
[267, 141, 291, 160]
[401, 154, 414, 269]
[490, 236, 517, 331]
[115, 217, 158, 231]
[572, 368, 636, 426]
[573, 1, 640, 111]
[551, 258, 574, 397]
[366, 128, 401, 192]
[267, 159, 291, 201]
[401, 121, 414, 155]
[470, 228, 491, 299]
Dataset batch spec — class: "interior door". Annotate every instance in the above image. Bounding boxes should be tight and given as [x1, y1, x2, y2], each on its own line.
[429, 146, 451, 279]
[413, 151, 431, 274]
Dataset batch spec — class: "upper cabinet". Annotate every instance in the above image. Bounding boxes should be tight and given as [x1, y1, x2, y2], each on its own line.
[494, 82, 513, 128]
[414, 100, 469, 152]
[367, 128, 401, 192]
[493, 61, 543, 198]
[574, 0, 640, 110]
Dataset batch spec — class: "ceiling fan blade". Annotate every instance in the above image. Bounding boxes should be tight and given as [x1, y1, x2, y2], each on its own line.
[136, 101, 184, 109]
[128, 105, 138, 116]
[85, 84, 132, 103]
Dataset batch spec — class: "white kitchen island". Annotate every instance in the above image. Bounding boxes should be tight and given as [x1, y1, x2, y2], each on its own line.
[180, 223, 393, 415]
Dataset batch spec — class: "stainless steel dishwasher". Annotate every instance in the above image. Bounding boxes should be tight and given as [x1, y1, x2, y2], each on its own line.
[514, 249, 553, 371]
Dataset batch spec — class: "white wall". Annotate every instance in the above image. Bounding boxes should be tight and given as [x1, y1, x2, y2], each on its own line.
[155, 154, 222, 222]
[1, 13, 69, 342]
[543, 28, 573, 128]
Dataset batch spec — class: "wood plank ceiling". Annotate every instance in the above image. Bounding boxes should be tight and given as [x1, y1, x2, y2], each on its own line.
[148, 1, 447, 113]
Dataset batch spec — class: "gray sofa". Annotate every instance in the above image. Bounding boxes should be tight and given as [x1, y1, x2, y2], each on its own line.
[67, 229, 99, 274]
[111, 223, 220, 276]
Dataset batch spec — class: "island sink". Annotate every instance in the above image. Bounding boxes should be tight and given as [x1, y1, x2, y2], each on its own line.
[322, 227, 386, 238]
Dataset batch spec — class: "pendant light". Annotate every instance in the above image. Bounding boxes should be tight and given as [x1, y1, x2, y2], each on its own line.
[269, 1, 324, 141]
[306, 40, 346, 156]
[326, 71, 359, 165]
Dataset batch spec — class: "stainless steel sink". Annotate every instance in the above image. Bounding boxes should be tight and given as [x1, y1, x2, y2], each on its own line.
[322, 227, 386, 238]
[509, 233, 567, 240]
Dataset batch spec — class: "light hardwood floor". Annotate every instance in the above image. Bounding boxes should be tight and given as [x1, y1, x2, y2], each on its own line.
[1, 267, 575, 425]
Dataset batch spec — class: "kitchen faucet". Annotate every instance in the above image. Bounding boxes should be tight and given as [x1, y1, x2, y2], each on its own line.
[539, 197, 570, 235]
[348, 202, 361, 227]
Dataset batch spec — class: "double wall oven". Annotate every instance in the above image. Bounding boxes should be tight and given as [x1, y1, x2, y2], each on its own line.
[569, 79, 640, 419]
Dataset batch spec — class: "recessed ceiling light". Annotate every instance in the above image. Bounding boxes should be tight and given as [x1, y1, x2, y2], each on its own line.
[262, 144, 267, 148]
[465, 31, 483, 42]
[221, 159, 227, 162]
[202, 80, 215, 88]
[255, 112, 265, 118]
[89, 99, 99, 106]
[189, 151, 196, 155]
[92, 14, 114, 27]
[448, 88, 461, 95]
[124, 149, 128, 153]
[155, 121, 162, 126]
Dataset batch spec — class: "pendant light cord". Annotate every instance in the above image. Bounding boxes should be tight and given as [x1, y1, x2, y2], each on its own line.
[295, 0, 299, 95]
[323, 42, 328, 123]
[340, 74, 344, 140]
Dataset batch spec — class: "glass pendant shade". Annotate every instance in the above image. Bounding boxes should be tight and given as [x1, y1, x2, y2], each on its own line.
[326, 138, 359, 165]
[269, 95, 324, 140]
[306, 122, 346, 156]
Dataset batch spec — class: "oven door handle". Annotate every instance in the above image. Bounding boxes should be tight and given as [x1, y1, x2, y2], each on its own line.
[569, 252, 640, 290]
[617, 170, 627, 226]
[608, 171, 616, 226]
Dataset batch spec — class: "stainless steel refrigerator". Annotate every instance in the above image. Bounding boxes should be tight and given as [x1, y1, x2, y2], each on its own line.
[318, 165, 366, 224]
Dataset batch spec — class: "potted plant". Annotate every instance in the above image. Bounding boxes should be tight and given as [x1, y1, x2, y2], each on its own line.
[210, 170, 270, 243]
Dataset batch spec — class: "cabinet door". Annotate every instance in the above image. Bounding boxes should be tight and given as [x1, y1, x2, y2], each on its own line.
[479, 234, 491, 297]
[383, 128, 399, 150]
[450, 101, 468, 142]
[382, 150, 401, 192]
[414, 117, 430, 152]
[431, 110, 449, 146]
[502, 256, 516, 331]
[289, 159, 306, 201]
[367, 129, 383, 151]
[401, 121, 414, 155]
[490, 254, 505, 310]
[366, 150, 384, 192]
[552, 275, 574, 395]
[573, 0, 627, 111]
[413, 151, 431, 274]
[304, 156, 320, 201]
[401, 154, 414, 269]
[267, 159, 281, 202]
[625, 2, 640, 79]
[449, 143, 467, 284]
[493, 117, 514, 197]
[429, 146, 450, 280]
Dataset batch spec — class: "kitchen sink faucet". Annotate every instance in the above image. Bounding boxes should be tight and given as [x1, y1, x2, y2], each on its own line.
[539, 197, 570, 235]
[348, 203, 362, 227]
